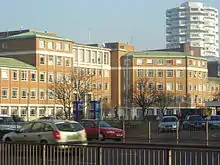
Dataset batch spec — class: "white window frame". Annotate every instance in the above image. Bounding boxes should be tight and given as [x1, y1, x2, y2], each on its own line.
[2, 88, 8, 98]
[1, 69, 9, 80]
[21, 70, 28, 81]
[64, 43, 70, 51]
[21, 88, 27, 99]
[39, 89, 45, 100]
[48, 41, 54, 49]
[56, 42, 62, 50]
[31, 71, 37, 81]
[56, 56, 62, 66]
[39, 40, 45, 48]
[40, 55, 45, 65]
[48, 55, 54, 65]
[48, 72, 54, 83]
[65, 57, 71, 67]
[30, 89, 37, 99]
[40, 72, 46, 82]
[12, 70, 18, 81]
[11, 88, 18, 99]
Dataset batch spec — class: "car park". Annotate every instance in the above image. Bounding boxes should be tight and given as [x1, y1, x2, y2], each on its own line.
[0, 115, 21, 139]
[205, 115, 220, 129]
[157, 116, 180, 132]
[2, 119, 87, 146]
[182, 115, 205, 130]
[80, 119, 125, 141]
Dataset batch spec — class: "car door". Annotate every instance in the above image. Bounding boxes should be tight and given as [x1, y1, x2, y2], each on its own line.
[81, 121, 97, 139]
[12, 123, 34, 142]
[28, 122, 45, 143]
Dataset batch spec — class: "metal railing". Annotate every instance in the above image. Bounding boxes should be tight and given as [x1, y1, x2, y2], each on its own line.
[1, 141, 220, 165]
[104, 120, 220, 144]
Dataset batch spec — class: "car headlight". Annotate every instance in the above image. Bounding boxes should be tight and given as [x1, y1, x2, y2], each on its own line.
[172, 125, 177, 128]
[106, 131, 115, 134]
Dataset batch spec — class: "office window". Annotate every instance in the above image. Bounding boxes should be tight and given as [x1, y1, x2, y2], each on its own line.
[176, 83, 183, 90]
[12, 70, 18, 80]
[21, 71, 27, 81]
[147, 69, 154, 77]
[12, 88, 18, 98]
[57, 72, 63, 82]
[148, 83, 154, 89]
[176, 70, 183, 78]
[48, 90, 54, 99]
[39, 89, 45, 100]
[48, 55, 54, 65]
[157, 82, 163, 90]
[104, 83, 108, 90]
[157, 59, 164, 65]
[40, 55, 45, 64]
[56, 42, 62, 50]
[166, 60, 173, 65]
[2, 88, 8, 98]
[48, 72, 54, 82]
[64, 44, 70, 51]
[176, 59, 183, 65]
[40, 72, 46, 82]
[65, 57, 71, 67]
[31, 71, 36, 81]
[104, 53, 108, 64]
[166, 83, 173, 90]
[147, 59, 153, 64]
[157, 70, 164, 77]
[30, 89, 36, 99]
[1, 69, 8, 80]
[39, 40, 46, 48]
[167, 70, 173, 77]
[57, 56, 62, 66]
[137, 69, 144, 77]
[137, 59, 143, 65]
[21, 88, 27, 98]
[48, 42, 55, 49]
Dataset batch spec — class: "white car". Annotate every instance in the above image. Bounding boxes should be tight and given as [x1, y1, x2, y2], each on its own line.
[158, 116, 180, 132]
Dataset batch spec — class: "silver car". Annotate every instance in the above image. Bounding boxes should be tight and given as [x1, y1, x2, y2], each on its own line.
[2, 119, 87, 146]
[158, 116, 180, 132]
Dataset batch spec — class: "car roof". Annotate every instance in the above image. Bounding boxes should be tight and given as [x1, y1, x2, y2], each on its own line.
[0, 115, 11, 117]
[29, 119, 79, 124]
[162, 116, 177, 119]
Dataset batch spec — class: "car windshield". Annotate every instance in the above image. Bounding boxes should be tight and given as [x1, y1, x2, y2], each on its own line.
[56, 122, 84, 132]
[0, 117, 15, 125]
[211, 116, 220, 121]
[189, 116, 204, 121]
[96, 121, 111, 127]
[162, 117, 177, 122]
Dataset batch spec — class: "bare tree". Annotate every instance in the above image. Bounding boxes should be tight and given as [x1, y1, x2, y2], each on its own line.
[154, 91, 174, 116]
[130, 77, 158, 120]
[48, 68, 95, 119]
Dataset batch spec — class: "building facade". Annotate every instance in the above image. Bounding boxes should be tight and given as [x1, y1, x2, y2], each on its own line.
[0, 29, 111, 120]
[120, 51, 220, 118]
[166, 2, 219, 57]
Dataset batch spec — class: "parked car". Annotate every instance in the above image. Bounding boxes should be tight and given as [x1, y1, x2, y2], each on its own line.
[0, 115, 21, 139]
[205, 115, 220, 129]
[158, 116, 180, 132]
[2, 119, 87, 146]
[80, 119, 125, 141]
[182, 115, 205, 130]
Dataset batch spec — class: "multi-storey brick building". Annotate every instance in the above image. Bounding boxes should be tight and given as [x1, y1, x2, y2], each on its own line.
[120, 51, 220, 118]
[0, 29, 111, 120]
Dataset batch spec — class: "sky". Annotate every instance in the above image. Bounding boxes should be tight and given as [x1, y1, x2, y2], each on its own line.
[1, 0, 220, 50]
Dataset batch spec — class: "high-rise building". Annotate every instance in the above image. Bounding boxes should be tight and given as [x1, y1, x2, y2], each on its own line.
[166, 2, 219, 57]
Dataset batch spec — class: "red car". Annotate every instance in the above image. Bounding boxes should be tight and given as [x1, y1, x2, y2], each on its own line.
[80, 119, 125, 141]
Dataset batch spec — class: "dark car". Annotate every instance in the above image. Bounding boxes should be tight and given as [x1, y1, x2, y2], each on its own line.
[80, 119, 125, 141]
[182, 115, 205, 130]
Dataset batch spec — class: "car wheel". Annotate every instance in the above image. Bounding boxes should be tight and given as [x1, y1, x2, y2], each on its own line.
[98, 133, 105, 141]
[5, 138, 12, 142]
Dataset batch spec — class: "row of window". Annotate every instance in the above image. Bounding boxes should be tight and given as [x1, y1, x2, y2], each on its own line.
[136, 69, 207, 79]
[73, 49, 110, 65]
[136, 59, 207, 67]
[1, 84, 109, 99]
[40, 55, 71, 66]
[1, 68, 110, 82]
[136, 82, 219, 92]
[39, 40, 71, 51]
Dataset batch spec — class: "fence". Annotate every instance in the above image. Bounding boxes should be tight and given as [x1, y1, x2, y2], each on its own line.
[104, 120, 220, 144]
[1, 141, 220, 165]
